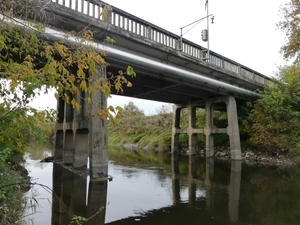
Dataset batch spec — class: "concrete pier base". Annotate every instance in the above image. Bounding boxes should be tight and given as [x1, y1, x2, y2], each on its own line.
[171, 96, 241, 160]
[54, 65, 108, 177]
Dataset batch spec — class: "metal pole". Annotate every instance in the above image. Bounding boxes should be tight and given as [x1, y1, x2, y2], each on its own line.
[180, 28, 183, 51]
[207, 0, 210, 62]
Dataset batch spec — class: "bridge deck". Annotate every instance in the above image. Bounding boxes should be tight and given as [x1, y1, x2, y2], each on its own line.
[39, 0, 271, 104]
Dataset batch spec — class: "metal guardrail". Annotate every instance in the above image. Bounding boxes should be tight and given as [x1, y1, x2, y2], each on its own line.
[52, 0, 271, 87]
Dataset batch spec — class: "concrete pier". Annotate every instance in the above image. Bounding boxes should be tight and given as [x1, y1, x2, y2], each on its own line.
[171, 96, 242, 160]
[54, 65, 108, 178]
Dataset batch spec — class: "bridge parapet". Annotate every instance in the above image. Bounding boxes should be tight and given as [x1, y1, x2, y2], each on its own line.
[51, 0, 271, 88]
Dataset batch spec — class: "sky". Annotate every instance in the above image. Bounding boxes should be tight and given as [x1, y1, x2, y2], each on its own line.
[31, 0, 289, 115]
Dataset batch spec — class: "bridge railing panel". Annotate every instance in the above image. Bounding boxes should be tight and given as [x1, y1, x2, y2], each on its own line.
[241, 68, 254, 81]
[52, 0, 270, 87]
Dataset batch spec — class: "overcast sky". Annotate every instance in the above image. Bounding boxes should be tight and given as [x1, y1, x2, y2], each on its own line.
[32, 0, 289, 114]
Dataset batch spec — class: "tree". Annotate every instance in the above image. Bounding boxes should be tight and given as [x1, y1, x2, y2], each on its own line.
[0, 0, 135, 154]
[246, 65, 300, 155]
[277, 0, 300, 63]
[123, 101, 144, 117]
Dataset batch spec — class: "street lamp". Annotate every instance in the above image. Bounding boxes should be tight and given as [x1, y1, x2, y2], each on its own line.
[179, 0, 214, 62]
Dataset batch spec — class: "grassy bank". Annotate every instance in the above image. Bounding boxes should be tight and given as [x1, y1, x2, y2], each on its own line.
[108, 111, 172, 151]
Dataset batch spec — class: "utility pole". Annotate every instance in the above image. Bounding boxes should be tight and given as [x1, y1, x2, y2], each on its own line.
[206, 0, 210, 62]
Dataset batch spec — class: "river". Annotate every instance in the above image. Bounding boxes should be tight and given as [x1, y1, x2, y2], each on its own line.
[23, 146, 300, 225]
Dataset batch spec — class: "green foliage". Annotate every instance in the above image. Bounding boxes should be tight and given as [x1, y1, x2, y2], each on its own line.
[277, 0, 300, 63]
[108, 147, 168, 165]
[108, 103, 172, 151]
[70, 206, 105, 225]
[122, 101, 144, 117]
[247, 65, 300, 156]
[70, 215, 87, 225]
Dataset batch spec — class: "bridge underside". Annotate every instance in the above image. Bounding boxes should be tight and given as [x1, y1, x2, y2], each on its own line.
[107, 62, 248, 110]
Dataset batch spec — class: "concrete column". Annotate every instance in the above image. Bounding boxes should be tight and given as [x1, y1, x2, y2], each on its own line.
[228, 160, 242, 223]
[171, 105, 181, 153]
[57, 97, 65, 123]
[64, 130, 74, 165]
[54, 130, 64, 160]
[74, 83, 83, 121]
[89, 65, 108, 178]
[205, 101, 214, 157]
[74, 129, 88, 168]
[225, 96, 242, 160]
[65, 92, 73, 123]
[187, 104, 196, 155]
[54, 96, 64, 160]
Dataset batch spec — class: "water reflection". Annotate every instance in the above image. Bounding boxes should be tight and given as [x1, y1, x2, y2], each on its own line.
[171, 155, 242, 223]
[49, 153, 243, 224]
[52, 164, 107, 225]
[26, 147, 300, 224]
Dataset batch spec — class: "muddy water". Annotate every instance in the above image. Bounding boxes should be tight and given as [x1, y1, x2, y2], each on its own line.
[24, 147, 300, 225]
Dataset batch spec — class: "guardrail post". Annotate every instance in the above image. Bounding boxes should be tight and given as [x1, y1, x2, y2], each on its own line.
[146, 26, 151, 39]
[107, 7, 112, 24]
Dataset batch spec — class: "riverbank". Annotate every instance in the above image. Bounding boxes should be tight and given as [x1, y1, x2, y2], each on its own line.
[203, 148, 297, 167]
[108, 102, 299, 168]
[109, 142, 297, 167]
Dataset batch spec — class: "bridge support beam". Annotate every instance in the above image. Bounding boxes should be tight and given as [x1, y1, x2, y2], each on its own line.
[54, 65, 108, 178]
[171, 96, 241, 160]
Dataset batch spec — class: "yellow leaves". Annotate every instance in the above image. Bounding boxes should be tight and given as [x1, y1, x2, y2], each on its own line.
[115, 82, 122, 94]
[80, 80, 87, 92]
[88, 85, 95, 96]
[45, 45, 53, 58]
[64, 93, 70, 104]
[71, 85, 79, 96]
[108, 105, 115, 113]
[97, 109, 106, 119]
[71, 98, 80, 111]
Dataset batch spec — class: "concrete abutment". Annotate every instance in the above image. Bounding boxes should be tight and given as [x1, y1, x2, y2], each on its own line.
[171, 96, 242, 160]
[54, 65, 108, 178]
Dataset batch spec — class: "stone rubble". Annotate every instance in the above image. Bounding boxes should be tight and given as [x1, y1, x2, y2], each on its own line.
[196, 147, 296, 167]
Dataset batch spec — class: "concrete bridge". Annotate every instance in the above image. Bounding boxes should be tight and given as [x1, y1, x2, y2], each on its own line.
[39, 0, 271, 177]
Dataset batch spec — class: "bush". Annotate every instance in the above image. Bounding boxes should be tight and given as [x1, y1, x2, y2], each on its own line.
[247, 65, 300, 154]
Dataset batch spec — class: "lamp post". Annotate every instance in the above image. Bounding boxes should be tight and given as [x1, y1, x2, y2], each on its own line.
[206, 0, 210, 61]
[179, 0, 214, 62]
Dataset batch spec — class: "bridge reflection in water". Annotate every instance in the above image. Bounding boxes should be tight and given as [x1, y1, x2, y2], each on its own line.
[52, 164, 107, 224]
[51, 155, 242, 225]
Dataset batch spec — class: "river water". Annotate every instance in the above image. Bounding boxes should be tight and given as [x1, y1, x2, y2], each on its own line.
[23, 146, 300, 225]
